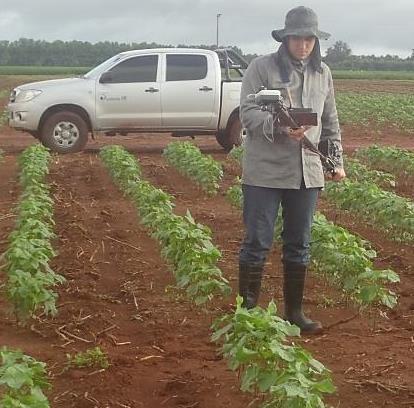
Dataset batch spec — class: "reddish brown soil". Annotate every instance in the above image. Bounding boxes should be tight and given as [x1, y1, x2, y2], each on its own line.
[334, 79, 414, 94]
[342, 124, 414, 153]
[0, 146, 254, 407]
[1, 78, 414, 407]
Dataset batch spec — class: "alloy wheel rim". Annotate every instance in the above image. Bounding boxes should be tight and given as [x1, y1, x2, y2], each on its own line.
[52, 121, 80, 148]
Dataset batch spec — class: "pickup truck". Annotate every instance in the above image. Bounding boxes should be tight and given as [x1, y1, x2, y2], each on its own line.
[7, 48, 247, 153]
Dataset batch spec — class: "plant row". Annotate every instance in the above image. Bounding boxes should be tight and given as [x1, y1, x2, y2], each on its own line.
[336, 92, 414, 131]
[212, 297, 335, 408]
[99, 145, 230, 305]
[311, 212, 399, 308]
[0, 110, 8, 126]
[228, 145, 244, 164]
[2, 144, 65, 320]
[0, 89, 8, 126]
[226, 148, 400, 307]
[234, 146, 413, 241]
[227, 182, 399, 308]
[355, 145, 414, 177]
[229, 146, 397, 190]
[101, 145, 334, 407]
[324, 178, 414, 242]
[0, 347, 50, 407]
[163, 141, 223, 195]
[344, 157, 396, 189]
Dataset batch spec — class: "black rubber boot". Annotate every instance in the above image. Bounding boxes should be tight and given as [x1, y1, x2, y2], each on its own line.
[283, 262, 323, 334]
[239, 262, 264, 309]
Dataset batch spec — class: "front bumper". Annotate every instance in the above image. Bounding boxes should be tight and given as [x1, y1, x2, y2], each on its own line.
[7, 102, 41, 131]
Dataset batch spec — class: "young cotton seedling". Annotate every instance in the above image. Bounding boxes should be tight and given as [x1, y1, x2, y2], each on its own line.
[66, 347, 110, 369]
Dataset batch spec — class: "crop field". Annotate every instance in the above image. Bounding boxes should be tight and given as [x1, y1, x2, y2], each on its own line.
[0, 75, 414, 407]
[0, 66, 90, 75]
[332, 70, 414, 80]
[2, 65, 414, 80]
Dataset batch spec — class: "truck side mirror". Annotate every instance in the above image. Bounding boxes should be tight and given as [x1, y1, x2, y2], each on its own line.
[99, 71, 113, 84]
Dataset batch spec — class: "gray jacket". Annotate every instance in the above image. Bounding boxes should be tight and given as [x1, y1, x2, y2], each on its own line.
[240, 51, 343, 189]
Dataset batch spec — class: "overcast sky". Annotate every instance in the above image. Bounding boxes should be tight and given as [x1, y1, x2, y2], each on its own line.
[0, 0, 412, 57]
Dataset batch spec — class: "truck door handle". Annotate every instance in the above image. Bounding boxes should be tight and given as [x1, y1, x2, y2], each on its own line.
[145, 87, 159, 93]
[199, 86, 213, 92]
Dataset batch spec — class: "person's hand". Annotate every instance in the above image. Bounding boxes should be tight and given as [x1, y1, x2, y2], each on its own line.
[287, 126, 311, 141]
[326, 168, 346, 181]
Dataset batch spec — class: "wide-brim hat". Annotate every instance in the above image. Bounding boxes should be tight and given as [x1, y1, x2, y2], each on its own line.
[271, 6, 330, 42]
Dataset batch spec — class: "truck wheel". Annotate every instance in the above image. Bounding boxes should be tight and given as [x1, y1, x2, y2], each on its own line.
[40, 111, 88, 154]
[216, 115, 243, 152]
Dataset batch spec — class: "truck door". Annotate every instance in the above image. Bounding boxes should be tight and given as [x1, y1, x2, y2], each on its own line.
[95, 54, 161, 129]
[161, 54, 217, 128]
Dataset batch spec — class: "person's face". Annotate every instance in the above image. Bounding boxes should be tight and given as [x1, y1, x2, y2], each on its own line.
[287, 36, 316, 60]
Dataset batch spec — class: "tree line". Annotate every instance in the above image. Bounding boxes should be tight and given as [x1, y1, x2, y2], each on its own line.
[324, 40, 414, 71]
[0, 38, 257, 67]
[0, 38, 413, 71]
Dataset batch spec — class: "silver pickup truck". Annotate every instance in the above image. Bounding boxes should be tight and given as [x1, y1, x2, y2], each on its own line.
[7, 48, 247, 153]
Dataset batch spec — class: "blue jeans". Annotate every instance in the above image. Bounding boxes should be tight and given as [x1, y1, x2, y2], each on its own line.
[239, 183, 319, 266]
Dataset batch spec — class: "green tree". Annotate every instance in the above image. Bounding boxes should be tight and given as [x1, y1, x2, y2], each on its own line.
[325, 40, 352, 64]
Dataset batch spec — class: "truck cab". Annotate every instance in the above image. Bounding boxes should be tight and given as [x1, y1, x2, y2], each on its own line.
[7, 48, 247, 153]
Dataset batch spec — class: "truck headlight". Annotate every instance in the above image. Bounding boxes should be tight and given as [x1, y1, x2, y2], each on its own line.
[15, 89, 43, 103]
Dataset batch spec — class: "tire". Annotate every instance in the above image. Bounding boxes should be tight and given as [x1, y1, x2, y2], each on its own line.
[40, 111, 89, 154]
[216, 114, 243, 152]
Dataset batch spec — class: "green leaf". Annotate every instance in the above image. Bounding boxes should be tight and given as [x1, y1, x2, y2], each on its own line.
[257, 371, 278, 392]
[240, 366, 258, 392]
[313, 378, 336, 394]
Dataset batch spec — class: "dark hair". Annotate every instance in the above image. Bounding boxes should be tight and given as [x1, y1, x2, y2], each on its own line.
[282, 36, 322, 73]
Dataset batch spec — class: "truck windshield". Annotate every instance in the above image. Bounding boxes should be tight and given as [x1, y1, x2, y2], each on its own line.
[84, 55, 122, 79]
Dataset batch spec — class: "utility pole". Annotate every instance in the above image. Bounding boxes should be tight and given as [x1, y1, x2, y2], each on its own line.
[216, 13, 222, 47]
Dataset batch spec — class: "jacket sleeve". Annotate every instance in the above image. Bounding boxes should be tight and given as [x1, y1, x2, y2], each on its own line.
[239, 59, 271, 136]
[240, 58, 289, 139]
[320, 67, 344, 167]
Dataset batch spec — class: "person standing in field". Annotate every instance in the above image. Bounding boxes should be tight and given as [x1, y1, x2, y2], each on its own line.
[238, 6, 346, 334]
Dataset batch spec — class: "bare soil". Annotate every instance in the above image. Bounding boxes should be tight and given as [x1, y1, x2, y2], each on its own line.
[1, 78, 414, 407]
[334, 79, 414, 94]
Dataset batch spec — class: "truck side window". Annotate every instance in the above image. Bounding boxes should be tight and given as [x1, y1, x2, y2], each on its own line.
[166, 55, 207, 81]
[108, 55, 158, 83]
